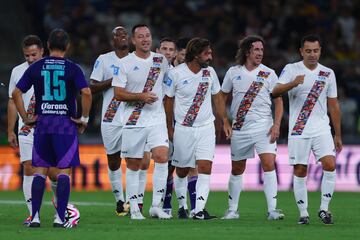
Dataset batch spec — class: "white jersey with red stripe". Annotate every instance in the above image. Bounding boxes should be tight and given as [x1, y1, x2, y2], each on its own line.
[8, 61, 35, 137]
[221, 64, 277, 133]
[164, 63, 220, 127]
[278, 61, 337, 138]
[90, 51, 125, 126]
[112, 52, 169, 128]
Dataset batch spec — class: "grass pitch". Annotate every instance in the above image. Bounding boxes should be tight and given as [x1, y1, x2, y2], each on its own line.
[0, 191, 359, 240]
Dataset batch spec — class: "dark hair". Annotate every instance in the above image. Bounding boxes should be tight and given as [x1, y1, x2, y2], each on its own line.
[48, 28, 70, 51]
[176, 37, 190, 50]
[131, 24, 149, 35]
[159, 37, 175, 45]
[235, 35, 264, 65]
[22, 35, 43, 49]
[185, 38, 211, 63]
[301, 34, 322, 48]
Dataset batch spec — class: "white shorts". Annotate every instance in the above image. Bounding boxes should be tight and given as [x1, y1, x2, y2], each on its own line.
[172, 122, 215, 168]
[231, 128, 276, 161]
[101, 124, 123, 155]
[288, 132, 336, 165]
[121, 124, 169, 158]
[19, 135, 33, 162]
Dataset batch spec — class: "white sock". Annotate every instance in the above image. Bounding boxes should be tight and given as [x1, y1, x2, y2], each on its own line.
[23, 175, 33, 215]
[152, 162, 168, 207]
[174, 174, 188, 209]
[194, 174, 210, 213]
[138, 170, 148, 204]
[50, 180, 58, 205]
[263, 170, 278, 212]
[108, 168, 124, 202]
[228, 174, 242, 211]
[293, 175, 309, 217]
[320, 170, 336, 211]
[126, 168, 140, 213]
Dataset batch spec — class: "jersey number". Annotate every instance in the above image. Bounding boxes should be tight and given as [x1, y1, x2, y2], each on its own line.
[41, 70, 66, 101]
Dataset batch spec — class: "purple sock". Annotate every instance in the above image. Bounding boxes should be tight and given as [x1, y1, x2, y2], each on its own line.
[163, 177, 173, 209]
[188, 176, 198, 210]
[56, 174, 70, 222]
[31, 174, 46, 221]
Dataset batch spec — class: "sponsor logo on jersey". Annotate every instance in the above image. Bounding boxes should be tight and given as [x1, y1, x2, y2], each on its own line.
[133, 66, 139, 71]
[256, 70, 270, 81]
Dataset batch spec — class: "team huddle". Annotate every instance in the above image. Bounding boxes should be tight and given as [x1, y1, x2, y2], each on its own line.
[8, 24, 341, 227]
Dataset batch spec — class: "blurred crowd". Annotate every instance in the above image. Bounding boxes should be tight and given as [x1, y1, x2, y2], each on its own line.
[4, 0, 360, 143]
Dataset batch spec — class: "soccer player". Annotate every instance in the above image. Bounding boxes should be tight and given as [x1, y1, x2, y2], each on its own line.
[156, 37, 176, 65]
[220, 35, 285, 220]
[12, 29, 92, 228]
[112, 24, 171, 220]
[7, 35, 60, 225]
[89, 26, 130, 216]
[164, 38, 232, 220]
[173, 38, 189, 66]
[272, 34, 342, 225]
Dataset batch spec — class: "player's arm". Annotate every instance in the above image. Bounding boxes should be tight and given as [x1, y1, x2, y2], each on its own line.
[71, 87, 92, 134]
[213, 92, 232, 139]
[272, 75, 305, 97]
[12, 87, 35, 125]
[114, 86, 158, 104]
[89, 78, 112, 94]
[164, 96, 174, 141]
[268, 96, 283, 143]
[7, 98, 18, 148]
[328, 97, 342, 153]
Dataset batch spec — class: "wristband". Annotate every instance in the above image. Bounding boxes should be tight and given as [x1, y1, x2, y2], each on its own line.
[80, 116, 89, 123]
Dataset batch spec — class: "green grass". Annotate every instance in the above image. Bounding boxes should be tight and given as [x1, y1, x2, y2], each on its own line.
[0, 191, 359, 240]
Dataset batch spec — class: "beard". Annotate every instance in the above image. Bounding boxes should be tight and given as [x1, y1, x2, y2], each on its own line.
[199, 60, 211, 68]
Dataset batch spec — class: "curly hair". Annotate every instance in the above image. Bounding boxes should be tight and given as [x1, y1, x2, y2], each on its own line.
[235, 35, 264, 65]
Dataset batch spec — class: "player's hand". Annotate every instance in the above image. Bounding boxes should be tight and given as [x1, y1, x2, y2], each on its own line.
[291, 75, 305, 88]
[267, 124, 280, 143]
[334, 135, 342, 153]
[223, 119, 232, 140]
[167, 126, 174, 142]
[71, 117, 88, 134]
[24, 115, 37, 126]
[141, 92, 158, 104]
[8, 131, 18, 148]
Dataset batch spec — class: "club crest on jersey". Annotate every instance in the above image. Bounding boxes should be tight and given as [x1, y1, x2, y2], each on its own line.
[318, 70, 330, 81]
[111, 64, 119, 75]
[256, 70, 270, 81]
[153, 56, 163, 67]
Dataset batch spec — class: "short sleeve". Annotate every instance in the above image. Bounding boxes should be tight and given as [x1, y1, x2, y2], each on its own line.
[277, 64, 293, 85]
[90, 56, 105, 82]
[112, 61, 127, 88]
[8, 68, 17, 98]
[16, 67, 33, 93]
[164, 69, 176, 97]
[327, 70, 337, 98]
[268, 70, 279, 92]
[74, 64, 88, 90]
[221, 69, 233, 93]
[211, 68, 220, 95]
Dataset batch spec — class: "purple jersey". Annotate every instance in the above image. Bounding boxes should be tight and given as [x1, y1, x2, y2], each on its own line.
[16, 56, 88, 134]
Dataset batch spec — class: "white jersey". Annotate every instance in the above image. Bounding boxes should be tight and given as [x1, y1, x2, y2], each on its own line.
[112, 52, 169, 128]
[90, 51, 125, 126]
[165, 63, 220, 127]
[8, 62, 35, 137]
[221, 64, 277, 132]
[278, 61, 337, 138]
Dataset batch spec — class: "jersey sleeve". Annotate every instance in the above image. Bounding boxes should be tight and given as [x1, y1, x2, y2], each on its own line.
[8, 68, 17, 98]
[112, 61, 127, 88]
[89, 56, 105, 82]
[74, 64, 89, 90]
[268, 70, 279, 92]
[327, 70, 337, 98]
[211, 68, 220, 95]
[164, 69, 176, 97]
[277, 64, 293, 85]
[221, 69, 233, 93]
[16, 67, 33, 93]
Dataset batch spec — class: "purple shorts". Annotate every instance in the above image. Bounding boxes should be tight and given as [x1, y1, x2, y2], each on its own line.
[32, 133, 80, 169]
